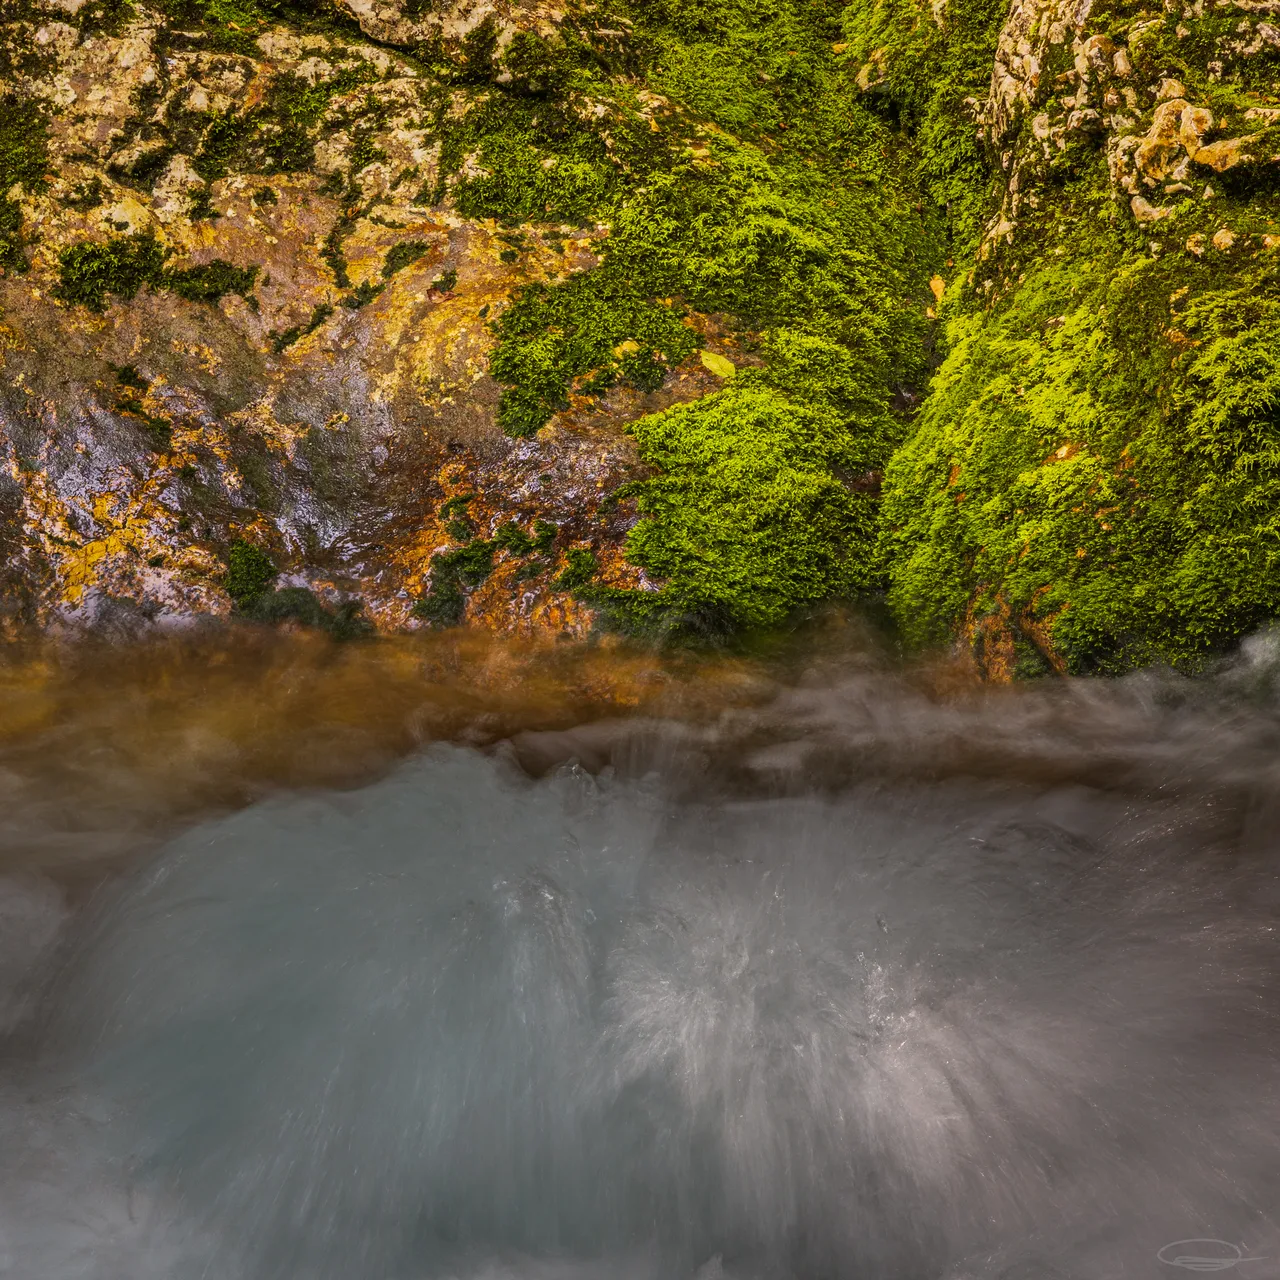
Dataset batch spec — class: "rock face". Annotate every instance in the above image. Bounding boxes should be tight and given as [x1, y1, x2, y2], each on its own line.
[0, 1, 680, 636]
[977, 0, 1280, 249]
[0, 0, 923, 640]
[3, 0, 1279, 671]
[855, 0, 1280, 675]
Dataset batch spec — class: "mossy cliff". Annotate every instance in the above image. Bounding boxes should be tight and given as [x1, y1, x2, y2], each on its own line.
[867, 0, 1280, 675]
[0, 0, 1277, 668]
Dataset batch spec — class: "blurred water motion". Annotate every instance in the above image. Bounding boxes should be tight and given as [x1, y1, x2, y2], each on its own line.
[1, 621, 1279, 1279]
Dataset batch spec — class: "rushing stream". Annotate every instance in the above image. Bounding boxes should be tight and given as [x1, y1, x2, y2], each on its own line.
[1, 621, 1279, 1279]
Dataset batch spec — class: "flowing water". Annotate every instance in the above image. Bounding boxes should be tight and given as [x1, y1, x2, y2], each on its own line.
[1, 618, 1279, 1280]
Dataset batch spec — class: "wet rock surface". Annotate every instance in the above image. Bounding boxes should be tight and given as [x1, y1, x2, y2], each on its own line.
[0, 0, 741, 637]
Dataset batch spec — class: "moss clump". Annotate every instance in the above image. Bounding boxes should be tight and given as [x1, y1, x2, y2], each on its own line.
[552, 548, 598, 591]
[0, 96, 49, 271]
[164, 260, 258, 303]
[881, 243, 1280, 673]
[490, 275, 699, 436]
[65, 178, 106, 212]
[191, 64, 377, 182]
[468, 0, 934, 622]
[431, 42, 628, 225]
[239, 587, 373, 638]
[225, 539, 277, 603]
[340, 279, 384, 309]
[412, 541, 495, 627]
[838, 0, 1006, 253]
[54, 233, 260, 312]
[53, 234, 167, 311]
[492, 521, 534, 554]
[602, 376, 879, 630]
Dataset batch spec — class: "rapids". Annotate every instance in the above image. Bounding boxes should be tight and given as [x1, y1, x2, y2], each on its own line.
[1, 623, 1278, 1279]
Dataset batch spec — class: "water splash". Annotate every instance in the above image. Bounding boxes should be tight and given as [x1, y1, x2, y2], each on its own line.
[1, 635, 1279, 1278]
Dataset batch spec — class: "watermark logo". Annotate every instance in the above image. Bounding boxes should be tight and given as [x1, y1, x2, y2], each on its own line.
[1158, 1241, 1269, 1273]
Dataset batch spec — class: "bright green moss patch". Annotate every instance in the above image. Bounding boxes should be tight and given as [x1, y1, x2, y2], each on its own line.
[486, 117, 932, 437]
[881, 246, 1280, 673]
[489, 276, 699, 437]
[605, 378, 879, 630]
[838, 0, 1005, 253]
[455, 0, 936, 636]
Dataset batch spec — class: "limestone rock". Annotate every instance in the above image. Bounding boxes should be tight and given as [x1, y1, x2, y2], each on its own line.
[1131, 195, 1171, 224]
[1195, 137, 1252, 172]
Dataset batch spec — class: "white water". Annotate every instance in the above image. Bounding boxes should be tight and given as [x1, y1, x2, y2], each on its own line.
[2, 637, 1280, 1279]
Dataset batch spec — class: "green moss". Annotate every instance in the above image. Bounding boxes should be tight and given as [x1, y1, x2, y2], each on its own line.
[437, 0, 935, 638]
[601, 378, 878, 629]
[437, 494, 477, 542]
[321, 207, 361, 289]
[881, 238, 1280, 672]
[239, 587, 373, 638]
[0, 97, 49, 272]
[552, 548, 598, 591]
[54, 233, 260, 311]
[381, 240, 433, 278]
[432, 268, 458, 292]
[490, 275, 699, 436]
[412, 541, 495, 627]
[225, 538, 277, 603]
[164, 259, 259, 303]
[191, 64, 377, 183]
[53, 234, 167, 311]
[340, 279, 384, 309]
[493, 521, 535, 554]
[187, 186, 219, 221]
[77, 0, 135, 35]
[514, 556, 552, 582]
[349, 117, 388, 173]
[532, 519, 558, 551]
[838, 0, 1005, 253]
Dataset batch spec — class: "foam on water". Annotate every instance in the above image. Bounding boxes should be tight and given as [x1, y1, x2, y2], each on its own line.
[2, 639, 1279, 1279]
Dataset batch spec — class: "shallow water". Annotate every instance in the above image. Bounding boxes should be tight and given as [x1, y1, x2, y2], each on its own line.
[2, 622, 1279, 1279]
